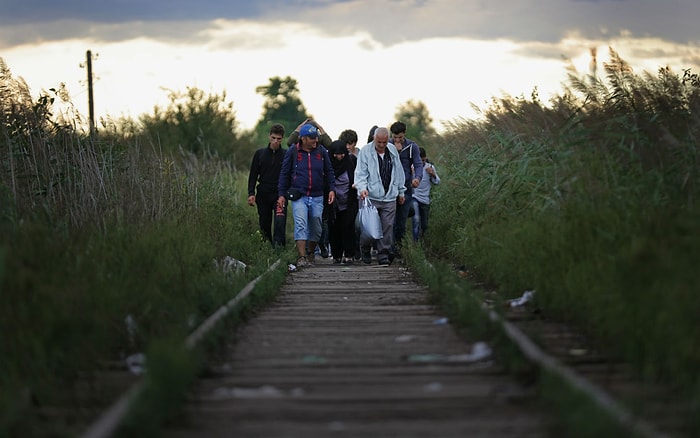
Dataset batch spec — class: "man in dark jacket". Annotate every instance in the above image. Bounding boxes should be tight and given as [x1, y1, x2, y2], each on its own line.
[247, 123, 287, 248]
[390, 121, 423, 255]
[277, 123, 336, 267]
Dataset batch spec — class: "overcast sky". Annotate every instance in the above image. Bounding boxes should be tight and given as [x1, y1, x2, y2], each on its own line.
[2, 0, 699, 138]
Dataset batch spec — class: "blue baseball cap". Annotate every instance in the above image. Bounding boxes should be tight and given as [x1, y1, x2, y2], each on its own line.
[299, 123, 318, 138]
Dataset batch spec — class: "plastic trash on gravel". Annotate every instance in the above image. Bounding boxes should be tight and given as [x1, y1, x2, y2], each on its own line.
[447, 341, 492, 362]
[507, 290, 535, 307]
[406, 341, 492, 363]
[213, 256, 247, 274]
[302, 355, 327, 364]
[423, 382, 444, 392]
[211, 385, 305, 399]
[125, 353, 146, 375]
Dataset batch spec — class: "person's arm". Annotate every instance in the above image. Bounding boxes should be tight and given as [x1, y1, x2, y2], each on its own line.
[277, 147, 295, 208]
[310, 120, 332, 147]
[390, 145, 406, 203]
[429, 163, 440, 185]
[247, 149, 261, 206]
[323, 150, 334, 195]
[277, 147, 294, 197]
[396, 152, 407, 200]
[394, 154, 408, 205]
[286, 118, 310, 146]
[319, 132, 332, 148]
[286, 130, 300, 147]
[411, 143, 424, 187]
[322, 147, 336, 204]
[354, 149, 369, 199]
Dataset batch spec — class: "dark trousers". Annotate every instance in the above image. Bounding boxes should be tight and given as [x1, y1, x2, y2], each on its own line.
[256, 191, 286, 247]
[393, 189, 413, 245]
[329, 208, 358, 260]
[319, 204, 330, 252]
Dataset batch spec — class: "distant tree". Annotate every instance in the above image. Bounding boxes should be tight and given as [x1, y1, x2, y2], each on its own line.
[140, 86, 241, 162]
[252, 76, 309, 145]
[394, 99, 436, 144]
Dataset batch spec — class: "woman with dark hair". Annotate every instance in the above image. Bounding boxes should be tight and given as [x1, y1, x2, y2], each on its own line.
[327, 140, 359, 264]
[367, 125, 379, 143]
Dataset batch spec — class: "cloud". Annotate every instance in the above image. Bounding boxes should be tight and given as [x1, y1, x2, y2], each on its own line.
[0, 0, 261, 24]
[2, 0, 699, 50]
[0, 19, 218, 48]
[3, 0, 700, 138]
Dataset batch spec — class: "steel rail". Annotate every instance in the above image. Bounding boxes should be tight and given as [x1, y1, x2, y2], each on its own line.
[80, 259, 282, 438]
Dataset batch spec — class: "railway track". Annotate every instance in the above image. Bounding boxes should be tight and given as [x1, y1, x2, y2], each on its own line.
[83, 254, 693, 437]
[500, 299, 695, 437]
[161, 257, 548, 437]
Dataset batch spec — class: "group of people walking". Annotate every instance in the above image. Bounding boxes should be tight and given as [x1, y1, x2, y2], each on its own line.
[247, 118, 440, 267]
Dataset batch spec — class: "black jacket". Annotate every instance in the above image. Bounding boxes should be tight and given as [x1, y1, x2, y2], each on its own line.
[248, 145, 286, 196]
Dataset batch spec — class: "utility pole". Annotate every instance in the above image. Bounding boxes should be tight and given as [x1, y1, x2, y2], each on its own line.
[86, 49, 95, 137]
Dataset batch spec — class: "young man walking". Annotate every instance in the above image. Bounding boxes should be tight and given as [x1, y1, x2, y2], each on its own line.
[411, 147, 440, 241]
[389, 121, 423, 255]
[247, 123, 287, 248]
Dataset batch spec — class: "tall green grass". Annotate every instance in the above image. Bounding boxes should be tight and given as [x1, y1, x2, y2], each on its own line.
[1, 60, 283, 436]
[427, 48, 700, 414]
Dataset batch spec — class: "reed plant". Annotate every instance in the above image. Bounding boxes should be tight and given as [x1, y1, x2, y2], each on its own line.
[0, 60, 283, 436]
[427, 48, 700, 419]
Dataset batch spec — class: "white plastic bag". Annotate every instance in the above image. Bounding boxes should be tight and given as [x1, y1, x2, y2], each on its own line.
[358, 197, 382, 243]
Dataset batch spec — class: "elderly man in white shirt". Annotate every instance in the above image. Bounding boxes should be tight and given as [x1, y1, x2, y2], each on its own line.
[354, 127, 406, 265]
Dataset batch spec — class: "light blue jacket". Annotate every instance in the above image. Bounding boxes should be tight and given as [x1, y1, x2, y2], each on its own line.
[354, 141, 406, 202]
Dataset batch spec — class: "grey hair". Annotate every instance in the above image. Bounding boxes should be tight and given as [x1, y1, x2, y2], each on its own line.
[374, 127, 389, 139]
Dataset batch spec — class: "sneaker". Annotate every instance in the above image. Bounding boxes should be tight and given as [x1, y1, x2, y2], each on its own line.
[296, 256, 309, 268]
[307, 253, 316, 265]
[342, 257, 353, 265]
[333, 258, 342, 264]
[378, 257, 390, 266]
[361, 248, 372, 264]
[321, 247, 330, 258]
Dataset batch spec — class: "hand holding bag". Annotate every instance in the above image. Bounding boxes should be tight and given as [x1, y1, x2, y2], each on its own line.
[358, 197, 383, 244]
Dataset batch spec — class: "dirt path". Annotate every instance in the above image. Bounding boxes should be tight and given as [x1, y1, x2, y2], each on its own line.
[164, 257, 549, 437]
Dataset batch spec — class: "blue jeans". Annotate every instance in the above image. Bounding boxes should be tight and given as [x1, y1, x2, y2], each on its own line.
[411, 198, 430, 241]
[291, 195, 324, 242]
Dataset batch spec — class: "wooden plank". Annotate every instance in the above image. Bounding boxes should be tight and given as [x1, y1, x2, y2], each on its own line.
[163, 257, 548, 437]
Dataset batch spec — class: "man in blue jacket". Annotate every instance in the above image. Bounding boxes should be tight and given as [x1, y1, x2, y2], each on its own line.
[277, 123, 336, 267]
[390, 121, 423, 256]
